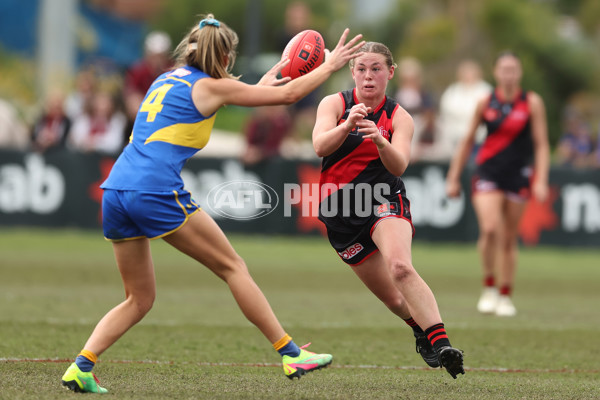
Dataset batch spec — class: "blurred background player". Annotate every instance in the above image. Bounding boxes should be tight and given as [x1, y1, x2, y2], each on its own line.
[446, 51, 550, 317]
[312, 41, 465, 379]
[60, 14, 364, 393]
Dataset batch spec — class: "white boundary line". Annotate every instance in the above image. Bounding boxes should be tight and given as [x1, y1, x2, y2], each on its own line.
[0, 358, 597, 374]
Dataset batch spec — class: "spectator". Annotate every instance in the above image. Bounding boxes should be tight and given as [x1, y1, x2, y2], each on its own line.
[125, 31, 172, 96]
[555, 110, 594, 168]
[278, 1, 319, 145]
[0, 97, 28, 150]
[436, 60, 492, 161]
[123, 31, 172, 121]
[69, 91, 126, 155]
[394, 57, 436, 161]
[65, 69, 97, 121]
[591, 123, 600, 169]
[278, 1, 312, 50]
[31, 89, 71, 153]
[241, 105, 292, 165]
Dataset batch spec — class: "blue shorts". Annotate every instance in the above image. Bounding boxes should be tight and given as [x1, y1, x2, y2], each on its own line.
[102, 189, 201, 241]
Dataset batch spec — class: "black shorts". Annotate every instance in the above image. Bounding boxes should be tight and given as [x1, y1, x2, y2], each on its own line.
[472, 167, 532, 202]
[324, 188, 413, 266]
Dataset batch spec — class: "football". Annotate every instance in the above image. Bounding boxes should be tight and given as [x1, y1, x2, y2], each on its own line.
[281, 30, 325, 79]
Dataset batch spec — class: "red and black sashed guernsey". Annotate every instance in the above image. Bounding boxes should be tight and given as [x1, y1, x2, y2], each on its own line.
[318, 88, 409, 232]
[476, 89, 534, 183]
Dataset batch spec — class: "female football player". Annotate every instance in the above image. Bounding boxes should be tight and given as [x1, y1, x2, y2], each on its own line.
[312, 42, 465, 379]
[446, 52, 550, 317]
[61, 14, 365, 393]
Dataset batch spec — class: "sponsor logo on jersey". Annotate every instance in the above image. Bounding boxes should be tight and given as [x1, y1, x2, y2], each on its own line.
[378, 126, 390, 139]
[512, 110, 529, 120]
[338, 243, 364, 259]
[375, 202, 398, 217]
[168, 68, 192, 78]
[484, 108, 499, 121]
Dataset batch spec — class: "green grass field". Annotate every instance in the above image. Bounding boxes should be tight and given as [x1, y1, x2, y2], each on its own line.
[1, 228, 599, 399]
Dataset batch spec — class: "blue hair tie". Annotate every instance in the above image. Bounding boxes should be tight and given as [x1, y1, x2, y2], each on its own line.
[199, 18, 220, 28]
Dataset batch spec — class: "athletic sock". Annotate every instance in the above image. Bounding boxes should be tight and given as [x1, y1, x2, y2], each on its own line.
[424, 323, 452, 353]
[403, 317, 424, 335]
[273, 333, 301, 358]
[484, 275, 495, 288]
[75, 349, 97, 372]
[499, 284, 512, 296]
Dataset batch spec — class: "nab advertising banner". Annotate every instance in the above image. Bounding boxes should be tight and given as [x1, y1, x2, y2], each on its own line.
[1, 149, 599, 247]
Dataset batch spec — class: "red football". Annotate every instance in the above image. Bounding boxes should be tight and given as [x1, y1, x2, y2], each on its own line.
[281, 30, 325, 79]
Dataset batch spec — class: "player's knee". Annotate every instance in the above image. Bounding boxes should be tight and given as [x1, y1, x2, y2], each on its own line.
[479, 224, 499, 242]
[388, 258, 415, 283]
[382, 294, 405, 313]
[502, 235, 518, 252]
[218, 255, 249, 281]
[127, 292, 155, 317]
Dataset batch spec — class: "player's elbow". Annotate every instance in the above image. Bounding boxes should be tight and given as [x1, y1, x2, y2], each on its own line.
[313, 145, 326, 158]
[389, 166, 406, 177]
[281, 89, 302, 105]
[313, 141, 332, 158]
[387, 160, 408, 177]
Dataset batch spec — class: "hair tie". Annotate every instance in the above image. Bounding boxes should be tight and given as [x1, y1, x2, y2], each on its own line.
[199, 18, 220, 28]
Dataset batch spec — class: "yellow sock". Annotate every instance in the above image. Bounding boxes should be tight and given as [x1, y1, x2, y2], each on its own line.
[272, 334, 292, 351]
[78, 349, 98, 363]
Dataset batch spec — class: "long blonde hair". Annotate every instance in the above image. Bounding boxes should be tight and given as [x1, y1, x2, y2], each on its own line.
[173, 14, 239, 79]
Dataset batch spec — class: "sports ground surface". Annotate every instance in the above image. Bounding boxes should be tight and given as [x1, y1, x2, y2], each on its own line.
[0, 228, 598, 399]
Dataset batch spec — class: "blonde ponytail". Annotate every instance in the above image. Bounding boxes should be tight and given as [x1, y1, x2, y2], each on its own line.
[173, 13, 239, 80]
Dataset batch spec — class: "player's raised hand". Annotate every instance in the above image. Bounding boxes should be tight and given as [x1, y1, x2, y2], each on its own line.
[324, 28, 364, 72]
[257, 58, 292, 86]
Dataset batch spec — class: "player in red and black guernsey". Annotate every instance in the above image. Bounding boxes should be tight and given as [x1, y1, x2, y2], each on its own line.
[446, 51, 550, 317]
[313, 42, 464, 379]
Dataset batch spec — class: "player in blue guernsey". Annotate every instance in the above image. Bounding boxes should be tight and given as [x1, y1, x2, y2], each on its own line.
[446, 52, 550, 317]
[312, 42, 464, 379]
[61, 14, 365, 393]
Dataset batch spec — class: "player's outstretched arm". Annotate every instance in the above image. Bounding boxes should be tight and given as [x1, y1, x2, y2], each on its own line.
[192, 29, 364, 115]
[257, 58, 292, 87]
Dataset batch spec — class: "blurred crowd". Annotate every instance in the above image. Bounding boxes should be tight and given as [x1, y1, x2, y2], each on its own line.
[241, 51, 600, 169]
[0, 30, 173, 156]
[1, 2, 599, 169]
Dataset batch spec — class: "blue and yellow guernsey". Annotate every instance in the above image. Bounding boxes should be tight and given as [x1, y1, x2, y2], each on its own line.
[101, 66, 214, 191]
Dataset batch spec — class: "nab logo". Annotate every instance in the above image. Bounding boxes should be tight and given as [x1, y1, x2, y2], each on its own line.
[298, 42, 313, 61]
[338, 243, 364, 260]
